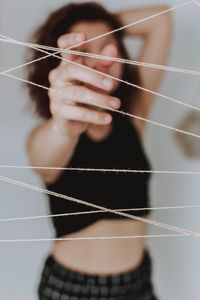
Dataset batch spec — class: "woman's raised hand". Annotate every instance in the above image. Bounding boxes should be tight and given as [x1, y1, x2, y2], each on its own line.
[48, 32, 121, 137]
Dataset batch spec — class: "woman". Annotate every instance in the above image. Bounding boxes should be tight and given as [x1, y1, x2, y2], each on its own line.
[26, 2, 172, 299]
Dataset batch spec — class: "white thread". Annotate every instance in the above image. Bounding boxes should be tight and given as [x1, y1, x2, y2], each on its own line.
[1, 34, 200, 113]
[1, 165, 200, 175]
[1, 36, 200, 77]
[28, 45, 200, 112]
[1, 205, 200, 223]
[0, 1, 191, 77]
[0, 234, 189, 243]
[0, 0, 197, 244]
[192, 0, 200, 6]
[0, 174, 199, 238]
[1, 2, 196, 114]
[2, 72, 200, 140]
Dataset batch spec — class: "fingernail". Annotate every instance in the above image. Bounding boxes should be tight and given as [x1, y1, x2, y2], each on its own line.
[75, 33, 84, 42]
[104, 114, 112, 123]
[59, 37, 66, 48]
[110, 98, 120, 108]
[103, 78, 113, 89]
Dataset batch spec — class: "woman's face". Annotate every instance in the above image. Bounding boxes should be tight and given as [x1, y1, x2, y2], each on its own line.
[69, 21, 123, 94]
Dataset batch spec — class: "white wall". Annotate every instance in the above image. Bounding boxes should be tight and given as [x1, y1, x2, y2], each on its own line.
[1, 0, 200, 299]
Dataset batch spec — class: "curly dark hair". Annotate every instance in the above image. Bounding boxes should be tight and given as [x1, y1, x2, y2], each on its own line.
[25, 2, 141, 119]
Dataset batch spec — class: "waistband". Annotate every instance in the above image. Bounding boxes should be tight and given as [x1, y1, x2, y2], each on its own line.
[41, 250, 152, 287]
[38, 250, 157, 299]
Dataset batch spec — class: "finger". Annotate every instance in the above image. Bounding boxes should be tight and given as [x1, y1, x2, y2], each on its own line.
[96, 44, 119, 73]
[54, 104, 112, 125]
[57, 33, 86, 63]
[49, 85, 121, 110]
[49, 63, 114, 91]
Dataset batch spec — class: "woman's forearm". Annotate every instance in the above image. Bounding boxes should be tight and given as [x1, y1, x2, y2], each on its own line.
[116, 5, 171, 37]
[116, 5, 172, 124]
[27, 118, 79, 184]
[27, 32, 120, 184]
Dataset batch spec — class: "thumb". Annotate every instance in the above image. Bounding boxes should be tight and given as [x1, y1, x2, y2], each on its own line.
[95, 44, 118, 73]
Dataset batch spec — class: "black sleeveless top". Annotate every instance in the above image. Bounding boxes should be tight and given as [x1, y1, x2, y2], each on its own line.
[47, 113, 152, 237]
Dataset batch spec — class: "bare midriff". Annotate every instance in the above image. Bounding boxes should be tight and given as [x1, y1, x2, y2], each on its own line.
[52, 219, 148, 275]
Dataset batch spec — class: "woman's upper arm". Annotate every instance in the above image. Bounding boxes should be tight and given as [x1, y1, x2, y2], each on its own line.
[116, 5, 172, 97]
[131, 8, 172, 139]
[138, 9, 172, 96]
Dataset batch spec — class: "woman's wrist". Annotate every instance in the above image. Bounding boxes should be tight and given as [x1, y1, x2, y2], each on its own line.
[115, 5, 171, 37]
[51, 118, 70, 135]
[51, 117, 88, 139]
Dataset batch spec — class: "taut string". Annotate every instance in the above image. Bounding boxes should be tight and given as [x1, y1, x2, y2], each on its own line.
[0, 175, 199, 238]
[1, 33, 200, 113]
[1, 36, 200, 76]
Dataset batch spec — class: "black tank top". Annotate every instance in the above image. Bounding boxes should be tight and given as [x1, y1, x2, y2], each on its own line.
[47, 113, 152, 237]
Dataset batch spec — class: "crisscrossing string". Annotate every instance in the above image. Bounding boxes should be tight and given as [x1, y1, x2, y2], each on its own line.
[1, 0, 200, 243]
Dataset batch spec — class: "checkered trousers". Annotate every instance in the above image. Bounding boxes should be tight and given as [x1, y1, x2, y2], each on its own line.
[38, 251, 158, 300]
